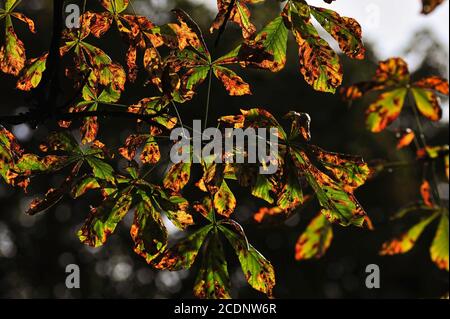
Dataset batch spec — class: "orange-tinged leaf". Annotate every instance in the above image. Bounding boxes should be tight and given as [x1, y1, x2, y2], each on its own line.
[0, 126, 24, 186]
[210, 0, 258, 40]
[131, 199, 168, 264]
[163, 162, 191, 193]
[380, 213, 438, 255]
[219, 220, 275, 297]
[396, 128, 415, 149]
[85, 12, 113, 38]
[253, 206, 285, 223]
[119, 135, 149, 161]
[78, 193, 133, 247]
[430, 214, 449, 271]
[0, 22, 26, 75]
[310, 6, 365, 59]
[170, 9, 209, 55]
[193, 232, 231, 299]
[81, 116, 99, 144]
[341, 57, 410, 101]
[289, 8, 342, 93]
[141, 138, 160, 164]
[16, 53, 47, 91]
[11, 12, 36, 33]
[100, 0, 129, 14]
[411, 88, 443, 121]
[295, 211, 333, 260]
[213, 66, 251, 96]
[152, 225, 213, 270]
[365, 88, 407, 132]
[413, 76, 449, 95]
[445, 155, 449, 180]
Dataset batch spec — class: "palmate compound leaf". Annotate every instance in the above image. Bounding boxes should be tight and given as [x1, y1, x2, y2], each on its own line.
[166, 9, 251, 98]
[341, 58, 449, 132]
[78, 167, 193, 252]
[220, 108, 372, 228]
[223, 0, 365, 93]
[6, 132, 119, 215]
[295, 210, 333, 260]
[0, 0, 36, 75]
[149, 197, 274, 298]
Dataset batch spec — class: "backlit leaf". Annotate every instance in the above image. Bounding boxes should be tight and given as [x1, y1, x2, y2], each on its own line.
[421, 0, 445, 14]
[310, 6, 365, 59]
[396, 128, 415, 149]
[193, 231, 231, 299]
[365, 88, 407, 132]
[16, 53, 47, 91]
[131, 195, 168, 263]
[219, 220, 275, 297]
[295, 211, 333, 260]
[78, 193, 133, 247]
[430, 214, 449, 271]
[153, 225, 213, 270]
[380, 213, 438, 255]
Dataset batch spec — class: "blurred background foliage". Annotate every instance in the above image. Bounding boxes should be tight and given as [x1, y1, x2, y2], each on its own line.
[0, 0, 448, 298]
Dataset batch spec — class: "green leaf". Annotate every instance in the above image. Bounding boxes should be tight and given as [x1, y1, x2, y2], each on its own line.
[78, 193, 133, 247]
[86, 156, 115, 183]
[284, 1, 342, 93]
[131, 195, 168, 264]
[291, 147, 367, 227]
[153, 225, 213, 270]
[16, 53, 47, 91]
[245, 16, 288, 72]
[380, 213, 439, 255]
[163, 162, 191, 193]
[219, 220, 275, 297]
[71, 176, 101, 198]
[295, 211, 333, 260]
[430, 214, 449, 271]
[411, 87, 442, 121]
[251, 174, 274, 204]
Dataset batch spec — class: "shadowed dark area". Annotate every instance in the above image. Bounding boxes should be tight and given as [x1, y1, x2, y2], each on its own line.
[0, 0, 448, 299]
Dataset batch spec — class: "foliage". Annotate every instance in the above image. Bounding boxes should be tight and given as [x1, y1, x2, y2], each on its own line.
[0, 0, 448, 298]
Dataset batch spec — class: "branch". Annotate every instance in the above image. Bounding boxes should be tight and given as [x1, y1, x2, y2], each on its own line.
[0, 110, 170, 132]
